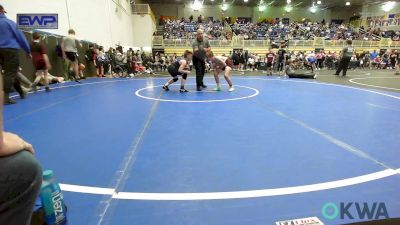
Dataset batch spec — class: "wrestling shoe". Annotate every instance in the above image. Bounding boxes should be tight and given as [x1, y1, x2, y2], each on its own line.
[213, 86, 222, 91]
[162, 85, 170, 91]
[201, 85, 207, 88]
[45, 87, 52, 93]
[197, 87, 202, 91]
[228, 87, 235, 92]
[20, 92, 27, 99]
[4, 97, 16, 105]
[180, 88, 188, 93]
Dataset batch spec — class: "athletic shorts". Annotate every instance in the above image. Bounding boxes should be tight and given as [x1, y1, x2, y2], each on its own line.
[35, 60, 47, 71]
[96, 60, 104, 68]
[266, 62, 273, 68]
[168, 66, 187, 79]
[65, 52, 77, 62]
[308, 58, 316, 63]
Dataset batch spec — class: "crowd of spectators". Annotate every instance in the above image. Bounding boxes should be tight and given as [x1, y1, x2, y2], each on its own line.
[218, 49, 400, 74]
[163, 17, 232, 40]
[161, 17, 400, 41]
[83, 46, 160, 78]
[99, 48, 400, 78]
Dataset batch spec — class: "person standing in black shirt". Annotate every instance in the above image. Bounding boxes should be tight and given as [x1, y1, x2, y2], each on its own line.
[192, 29, 211, 91]
[335, 40, 354, 76]
[243, 50, 249, 71]
[389, 50, 397, 69]
[238, 50, 244, 71]
[276, 48, 286, 75]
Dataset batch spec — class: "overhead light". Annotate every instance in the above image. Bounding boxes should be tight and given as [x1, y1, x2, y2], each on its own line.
[244, 0, 249, 2]
[259, 4, 266, 11]
[310, 5, 317, 13]
[192, 0, 203, 10]
[382, 1, 396, 12]
[287, 0, 291, 3]
[346, 1, 350, 6]
[317, 1, 321, 4]
[285, 5, 293, 12]
[221, 3, 228, 11]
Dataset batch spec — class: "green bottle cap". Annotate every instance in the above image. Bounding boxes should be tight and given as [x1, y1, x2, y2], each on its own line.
[43, 170, 54, 181]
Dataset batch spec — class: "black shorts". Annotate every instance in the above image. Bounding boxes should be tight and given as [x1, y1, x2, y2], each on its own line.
[96, 60, 104, 68]
[266, 62, 273, 68]
[168, 66, 187, 79]
[65, 52, 77, 62]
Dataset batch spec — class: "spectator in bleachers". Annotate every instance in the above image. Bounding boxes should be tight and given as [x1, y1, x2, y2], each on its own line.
[161, 17, 400, 41]
[114, 52, 126, 77]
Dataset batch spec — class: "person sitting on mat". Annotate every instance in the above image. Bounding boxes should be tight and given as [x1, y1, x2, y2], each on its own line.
[285, 60, 317, 79]
[206, 51, 234, 92]
[41, 73, 65, 85]
[163, 50, 193, 93]
[285, 60, 296, 76]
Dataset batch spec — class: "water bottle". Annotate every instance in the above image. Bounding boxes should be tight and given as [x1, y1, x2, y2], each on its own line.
[39, 170, 67, 225]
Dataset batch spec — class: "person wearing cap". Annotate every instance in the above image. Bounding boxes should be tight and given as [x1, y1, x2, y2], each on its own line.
[0, 4, 32, 104]
[0, 67, 42, 224]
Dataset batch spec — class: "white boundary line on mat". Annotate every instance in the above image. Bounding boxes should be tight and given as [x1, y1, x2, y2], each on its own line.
[135, 84, 259, 103]
[349, 77, 400, 91]
[59, 168, 399, 200]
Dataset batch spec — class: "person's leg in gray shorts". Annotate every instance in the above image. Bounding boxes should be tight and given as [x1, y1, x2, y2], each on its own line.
[0, 151, 42, 225]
